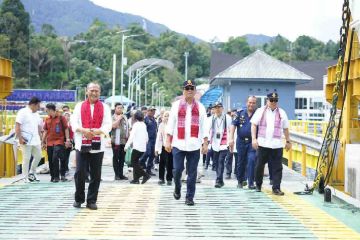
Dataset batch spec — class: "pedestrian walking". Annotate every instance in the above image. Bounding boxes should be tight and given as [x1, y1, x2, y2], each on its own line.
[71, 82, 112, 210]
[251, 92, 292, 195]
[165, 80, 208, 206]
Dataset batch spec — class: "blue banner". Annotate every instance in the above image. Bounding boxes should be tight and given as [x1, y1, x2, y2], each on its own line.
[6, 89, 76, 102]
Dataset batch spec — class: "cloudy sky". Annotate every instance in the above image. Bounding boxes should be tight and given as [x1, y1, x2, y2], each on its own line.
[90, 0, 343, 42]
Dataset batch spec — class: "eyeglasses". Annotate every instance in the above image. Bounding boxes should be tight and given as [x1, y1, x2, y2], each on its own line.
[269, 98, 278, 103]
[184, 86, 195, 91]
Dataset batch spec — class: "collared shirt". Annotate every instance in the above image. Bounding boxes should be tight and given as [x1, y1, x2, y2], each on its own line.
[15, 107, 42, 146]
[43, 115, 68, 146]
[166, 99, 208, 151]
[251, 106, 289, 149]
[208, 114, 232, 152]
[70, 101, 112, 153]
[144, 116, 157, 142]
[124, 121, 148, 152]
[232, 108, 254, 139]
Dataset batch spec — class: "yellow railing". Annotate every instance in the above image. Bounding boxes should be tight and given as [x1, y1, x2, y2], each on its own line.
[289, 120, 328, 137]
[285, 120, 328, 178]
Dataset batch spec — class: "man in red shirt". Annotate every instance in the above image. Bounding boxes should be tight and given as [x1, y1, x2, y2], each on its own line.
[43, 103, 71, 182]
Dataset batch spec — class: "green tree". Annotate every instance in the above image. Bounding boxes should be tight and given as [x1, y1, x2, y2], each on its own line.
[0, 0, 30, 85]
[221, 36, 252, 58]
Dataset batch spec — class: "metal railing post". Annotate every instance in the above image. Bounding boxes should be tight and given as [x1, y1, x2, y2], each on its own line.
[301, 144, 307, 177]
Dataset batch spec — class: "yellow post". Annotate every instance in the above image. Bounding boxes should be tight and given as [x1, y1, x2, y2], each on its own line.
[301, 144, 307, 177]
[314, 121, 318, 136]
[5, 143, 15, 177]
[288, 148, 293, 170]
[0, 143, 5, 177]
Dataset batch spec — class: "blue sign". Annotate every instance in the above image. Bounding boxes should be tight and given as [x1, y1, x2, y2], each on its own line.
[6, 89, 76, 102]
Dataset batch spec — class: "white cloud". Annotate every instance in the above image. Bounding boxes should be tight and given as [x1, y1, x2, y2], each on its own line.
[90, 0, 343, 42]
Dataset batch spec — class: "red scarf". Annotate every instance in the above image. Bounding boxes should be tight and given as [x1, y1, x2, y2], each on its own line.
[177, 98, 199, 140]
[80, 99, 104, 151]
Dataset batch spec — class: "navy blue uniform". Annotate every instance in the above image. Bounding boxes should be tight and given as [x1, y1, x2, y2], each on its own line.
[140, 116, 157, 173]
[232, 108, 256, 187]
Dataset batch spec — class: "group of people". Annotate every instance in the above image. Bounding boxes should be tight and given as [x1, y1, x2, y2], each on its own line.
[14, 79, 292, 210]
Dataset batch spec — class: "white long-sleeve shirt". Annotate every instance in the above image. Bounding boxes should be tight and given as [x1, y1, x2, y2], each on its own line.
[207, 114, 232, 152]
[155, 122, 168, 154]
[70, 101, 112, 153]
[124, 121, 148, 152]
[166, 99, 208, 151]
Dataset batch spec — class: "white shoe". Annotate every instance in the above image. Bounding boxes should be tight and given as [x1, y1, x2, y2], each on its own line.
[28, 173, 40, 182]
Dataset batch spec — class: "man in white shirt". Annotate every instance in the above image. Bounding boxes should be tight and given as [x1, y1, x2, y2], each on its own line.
[165, 80, 208, 206]
[15, 97, 43, 183]
[207, 102, 232, 188]
[70, 82, 112, 210]
[251, 92, 292, 196]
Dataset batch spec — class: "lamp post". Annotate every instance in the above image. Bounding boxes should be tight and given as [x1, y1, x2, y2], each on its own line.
[151, 82, 158, 105]
[184, 51, 189, 81]
[120, 33, 145, 104]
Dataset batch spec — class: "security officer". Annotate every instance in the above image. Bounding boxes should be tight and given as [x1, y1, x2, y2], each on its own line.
[140, 106, 158, 176]
[229, 96, 257, 189]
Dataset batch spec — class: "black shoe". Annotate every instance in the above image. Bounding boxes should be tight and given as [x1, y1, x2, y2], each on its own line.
[270, 180, 273, 185]
[256, 185, 262, 192]
[242, 181, 247, 187]
[130, 180, 140, 184]
[119, 176, 128, 180]
[225, 174, 231, 179]
[158, 180, 165, 185]
[215, 182, 224, 188]
[50, 178, 54, 182]
[237, 182, 243, 189]
[272, 189, 285, 196]
[73, 201, 81, 208]
[53, 177, 60, 183]
[248, 185, 256, 190]
[167, 181, 172, 186]
[86, 203, 98, 210]
[173, 189, 181, 200]
[185, 198, 195, 206]
[115, 176, 121, 180]
[60, 176, 69, 182]
[142, 175, 151, 184]
[147, 171, 156, 176]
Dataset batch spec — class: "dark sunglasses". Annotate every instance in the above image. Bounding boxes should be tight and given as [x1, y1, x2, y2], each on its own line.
[184, 86, 195, 91]
[269, 98, 278, 103]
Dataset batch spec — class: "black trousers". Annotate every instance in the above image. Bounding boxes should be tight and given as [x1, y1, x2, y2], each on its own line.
[74, 150, 104, 204]
[255, 146, 283, 190]
[131, 149, 147, 181]
[47, 145, 66, 179]
[159, 146, 173, 181]
[112, 143, 126, 177]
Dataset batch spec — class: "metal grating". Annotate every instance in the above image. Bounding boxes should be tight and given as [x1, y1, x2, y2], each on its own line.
[0, 182, 316, 240]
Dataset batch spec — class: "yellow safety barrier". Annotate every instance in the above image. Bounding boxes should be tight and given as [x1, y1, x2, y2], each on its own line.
[0, 143, 16, 177]
[289, 120, 328, 137]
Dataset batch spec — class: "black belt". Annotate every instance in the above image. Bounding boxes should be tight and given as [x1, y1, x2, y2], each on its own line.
[239, 137, 251, 141]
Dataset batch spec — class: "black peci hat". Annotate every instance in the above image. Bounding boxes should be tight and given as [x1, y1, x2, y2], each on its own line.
[267, 92, 279, 99]
[183, 79, 196, 88]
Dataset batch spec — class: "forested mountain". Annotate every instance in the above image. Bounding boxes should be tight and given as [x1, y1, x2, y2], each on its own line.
[0, 0, 339, 105]
[0, 0, 202, 42]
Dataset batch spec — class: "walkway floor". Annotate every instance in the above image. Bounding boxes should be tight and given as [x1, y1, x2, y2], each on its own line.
[0, 148, 359, 240]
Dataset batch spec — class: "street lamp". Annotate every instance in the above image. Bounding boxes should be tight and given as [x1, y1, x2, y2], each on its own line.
[151, 82, 158, 105]
[120, 33, 145, 103]
[184, 51, 189, 81]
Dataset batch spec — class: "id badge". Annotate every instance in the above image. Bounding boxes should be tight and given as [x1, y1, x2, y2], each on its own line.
[216, 132, 221, 139]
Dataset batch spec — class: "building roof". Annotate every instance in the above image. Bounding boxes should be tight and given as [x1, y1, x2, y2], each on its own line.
[209, 50, 241, 80]
[211, 50, 313, 85]
[289, 60, 337, 90]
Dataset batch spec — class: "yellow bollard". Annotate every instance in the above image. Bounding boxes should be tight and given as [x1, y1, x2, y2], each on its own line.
[301, 144, 307, 177]
[5, 143, 15, 177]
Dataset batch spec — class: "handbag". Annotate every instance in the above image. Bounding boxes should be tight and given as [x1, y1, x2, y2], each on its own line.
[125, 147, 133, 167]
